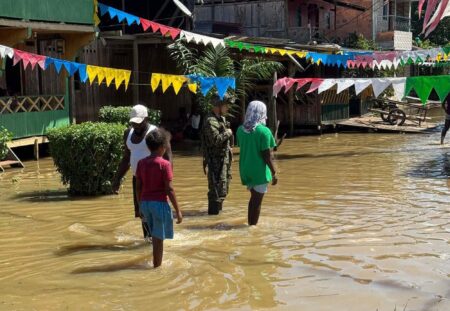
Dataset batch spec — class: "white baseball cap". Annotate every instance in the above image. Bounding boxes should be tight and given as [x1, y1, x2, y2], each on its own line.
[129, 104, 148, 124]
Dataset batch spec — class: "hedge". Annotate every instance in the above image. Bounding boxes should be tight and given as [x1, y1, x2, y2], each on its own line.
[0, 127, 12, 161]
[99, 106, 161, 126]
[48, 122, 126, 195]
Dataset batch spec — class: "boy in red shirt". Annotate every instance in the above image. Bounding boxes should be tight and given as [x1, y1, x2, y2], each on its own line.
[135, 129, 182, 268]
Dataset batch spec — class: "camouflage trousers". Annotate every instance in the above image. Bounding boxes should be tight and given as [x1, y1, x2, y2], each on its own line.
[207, 154, 232, 203]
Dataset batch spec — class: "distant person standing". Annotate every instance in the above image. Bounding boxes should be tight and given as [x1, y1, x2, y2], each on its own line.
[112, 104, 172, 240]
[236, 101, 278, 226]
[202, 96, 234, 215]
[441, 94, 450, 144]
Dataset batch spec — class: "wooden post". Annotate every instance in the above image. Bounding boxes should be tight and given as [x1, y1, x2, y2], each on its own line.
[33, 138, 39, 160]
[269, 72, 277, 133]
[240, 94, 246, 123]
[288, 62, 295, 137]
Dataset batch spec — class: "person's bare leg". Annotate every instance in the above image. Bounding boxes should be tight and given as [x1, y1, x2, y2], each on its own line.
[248, 189, 265, 226]
[152, 237, 163, 268]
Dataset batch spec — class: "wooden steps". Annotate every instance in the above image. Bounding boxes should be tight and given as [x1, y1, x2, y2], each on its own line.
[0, 147, 24, 172]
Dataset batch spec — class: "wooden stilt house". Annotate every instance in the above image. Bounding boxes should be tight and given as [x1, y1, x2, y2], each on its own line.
[0, 0, 95, 150]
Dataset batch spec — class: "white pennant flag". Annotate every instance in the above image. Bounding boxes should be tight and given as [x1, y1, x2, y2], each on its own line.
[318, 79, 337, 94]
[390, 77, 407, 101]
[180, 31, 225, 48]
[0, 45, 14, 59]
[354, 79, 372, 95]
[372, 78, 392, 97]
[336, 79, 355, 94]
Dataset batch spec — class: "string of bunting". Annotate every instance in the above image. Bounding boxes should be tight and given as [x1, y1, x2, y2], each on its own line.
[151, 73, 236, 99]
[0, 44, 131, 90]
[96, 3, 450, 69]
[273, 75, 450, 104]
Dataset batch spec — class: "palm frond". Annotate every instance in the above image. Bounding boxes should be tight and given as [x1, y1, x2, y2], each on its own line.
[195, 45, 235, 77]
[167, 40, 198, 74]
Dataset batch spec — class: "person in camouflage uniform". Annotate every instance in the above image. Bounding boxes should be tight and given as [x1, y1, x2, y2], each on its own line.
[202, 96, 234, 215]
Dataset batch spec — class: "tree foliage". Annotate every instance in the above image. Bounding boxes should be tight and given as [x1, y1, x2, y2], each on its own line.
[99, 106, 161, 126]
[167, 40, 284, 114]
[0, 127, 12, 161]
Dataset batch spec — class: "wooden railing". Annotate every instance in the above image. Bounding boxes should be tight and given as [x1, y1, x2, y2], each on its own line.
[0, 95, 65, 114]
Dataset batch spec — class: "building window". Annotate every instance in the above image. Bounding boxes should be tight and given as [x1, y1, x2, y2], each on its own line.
[383, 0, 389, 17]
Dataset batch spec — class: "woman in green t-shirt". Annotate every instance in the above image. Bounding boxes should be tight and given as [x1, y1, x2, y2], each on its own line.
[236, 101, 278, 226]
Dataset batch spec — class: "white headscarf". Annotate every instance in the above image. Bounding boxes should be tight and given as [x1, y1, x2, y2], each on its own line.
[243, 100, 267, 133]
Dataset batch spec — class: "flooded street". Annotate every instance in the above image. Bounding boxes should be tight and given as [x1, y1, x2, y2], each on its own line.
[0, 131, 449, 311]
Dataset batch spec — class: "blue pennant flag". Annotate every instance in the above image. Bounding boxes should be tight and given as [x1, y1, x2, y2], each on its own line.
[215, 77, 236, 99]
[187, 75, 236, 98]
[199, 78, 215, 96]
[45, 58, 64, 73]
[78, 64, 88, 83]
[98, 3, 140, 26]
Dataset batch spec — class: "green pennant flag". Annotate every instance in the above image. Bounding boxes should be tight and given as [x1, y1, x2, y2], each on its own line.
[254, 46, 261, 53]
[405, 76, 450, 104]
[236, 42, 244, 51]
[226, 40, 237, 48]
[443, 45, 450, 55]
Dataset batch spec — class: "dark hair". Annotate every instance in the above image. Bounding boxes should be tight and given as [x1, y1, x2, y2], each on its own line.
[145, 128, 167, 152]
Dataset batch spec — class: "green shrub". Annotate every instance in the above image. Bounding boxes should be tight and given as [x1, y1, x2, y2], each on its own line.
[98, 106, 162, 126]
[48, 122, 126, 196]
[0, 127, 13, 160]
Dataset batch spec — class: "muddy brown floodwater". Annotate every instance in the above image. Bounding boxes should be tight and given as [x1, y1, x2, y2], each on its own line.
[0, 131, 449, 311]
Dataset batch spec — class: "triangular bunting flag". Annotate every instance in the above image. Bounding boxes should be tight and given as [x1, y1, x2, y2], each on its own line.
[354, 79, 372, 96]
[336, 79, 355, 94]
[372, 78, 392, 97]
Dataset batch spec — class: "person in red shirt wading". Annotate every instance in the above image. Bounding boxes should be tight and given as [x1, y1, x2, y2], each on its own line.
[135, 129, 182, 268]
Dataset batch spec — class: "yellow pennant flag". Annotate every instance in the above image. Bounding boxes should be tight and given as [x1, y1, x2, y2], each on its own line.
[96, 67, 106, 85]
[115, 71, 126, 90]
[160, 75, 172, 93]
[295, 51, 307, 58]
[104, 68, 115, 87]
[171, 76, 188, 95]
[277, 49, 287, 56]
[86, 65, 98, 85]
[188, 83, 197, 94]
[123, 70, 131, 91]
[151, 73, 162, 92]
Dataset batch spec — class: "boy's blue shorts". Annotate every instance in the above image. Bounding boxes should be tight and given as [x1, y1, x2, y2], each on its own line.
[140, 201, 174, 240]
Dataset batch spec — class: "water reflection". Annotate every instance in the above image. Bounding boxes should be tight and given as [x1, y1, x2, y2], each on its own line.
[0, 132, 449, 310]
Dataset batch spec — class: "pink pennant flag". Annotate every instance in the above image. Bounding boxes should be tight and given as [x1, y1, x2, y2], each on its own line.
[273, 78, 288, 96]
[418, 0, 426, 18]
[13, 49, 46, 70]
[284, 78, 297, 93]
[347, 60, 356, 69]
[423, 0, 439, 33]
[296, 78, 313, 91]
[306, 79, 324, 94]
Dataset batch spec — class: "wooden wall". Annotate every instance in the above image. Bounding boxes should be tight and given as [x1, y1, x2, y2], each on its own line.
[74, 40, 134, 123]
[74, 40, 193, 125]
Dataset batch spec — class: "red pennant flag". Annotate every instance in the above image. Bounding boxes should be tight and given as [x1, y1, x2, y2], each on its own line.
[140, 18, 152, 31]
[167, 27, 181, 40]
[295, 78, 313, 91]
